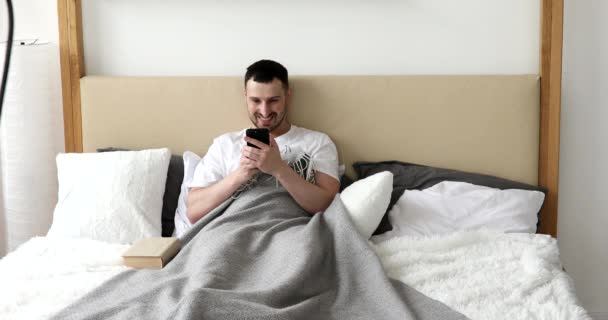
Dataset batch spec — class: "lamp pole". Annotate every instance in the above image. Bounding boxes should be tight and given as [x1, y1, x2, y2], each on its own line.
[0, 0, 15, 119]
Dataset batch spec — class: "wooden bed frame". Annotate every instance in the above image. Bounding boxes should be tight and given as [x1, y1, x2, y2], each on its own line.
[56, 0, 563, 238]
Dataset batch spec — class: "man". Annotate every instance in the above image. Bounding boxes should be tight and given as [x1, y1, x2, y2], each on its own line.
[186, 60, 340, 225]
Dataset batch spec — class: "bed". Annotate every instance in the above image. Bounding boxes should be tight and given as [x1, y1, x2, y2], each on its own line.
[0, 75, 591, 319]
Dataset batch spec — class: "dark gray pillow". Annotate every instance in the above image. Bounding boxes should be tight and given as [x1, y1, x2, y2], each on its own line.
[97, 147, 183, 237]
[339, 174, 355, 192]
[353, 161, 547, 235]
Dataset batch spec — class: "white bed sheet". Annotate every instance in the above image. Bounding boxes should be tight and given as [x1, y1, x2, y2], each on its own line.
[371, 230, 591, 320]
[0, 237, 129, 320]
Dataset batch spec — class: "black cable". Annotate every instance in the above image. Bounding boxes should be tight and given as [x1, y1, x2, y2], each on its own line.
[0, 0, 15, 119]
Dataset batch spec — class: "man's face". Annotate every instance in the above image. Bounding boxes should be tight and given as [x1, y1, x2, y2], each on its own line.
[245, 78, 289, 133]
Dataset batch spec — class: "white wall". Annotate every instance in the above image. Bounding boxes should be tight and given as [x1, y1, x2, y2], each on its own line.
[0, 0, 59, 41]
[82, 0, 540, 76]
[559, 0, 608, 317]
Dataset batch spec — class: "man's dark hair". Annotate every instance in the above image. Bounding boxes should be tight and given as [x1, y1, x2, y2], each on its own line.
[245, 60, 289, 91]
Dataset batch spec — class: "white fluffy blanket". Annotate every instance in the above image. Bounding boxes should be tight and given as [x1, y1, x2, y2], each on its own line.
[0, 232, 592, 320]
[371, 230, 591, 320]
[0, 237, 129, 320]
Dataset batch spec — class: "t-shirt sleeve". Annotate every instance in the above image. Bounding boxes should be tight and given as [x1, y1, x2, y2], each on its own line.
[311, 135, 339, 182]
[189, 137, 226, 188]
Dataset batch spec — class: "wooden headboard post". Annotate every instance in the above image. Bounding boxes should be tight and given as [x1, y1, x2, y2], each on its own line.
[57, 0, 564, 238]
[57, 0, 85, 153]
[538, 0, 564, 237]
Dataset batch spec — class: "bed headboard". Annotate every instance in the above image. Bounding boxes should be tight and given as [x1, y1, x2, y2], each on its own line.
[80, 75, 540, 184]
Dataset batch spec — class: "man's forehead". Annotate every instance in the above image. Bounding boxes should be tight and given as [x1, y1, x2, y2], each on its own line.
[245, 79, 285, 97]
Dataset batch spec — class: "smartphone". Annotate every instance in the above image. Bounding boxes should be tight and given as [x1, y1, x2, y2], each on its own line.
[245, 128, 270, 149]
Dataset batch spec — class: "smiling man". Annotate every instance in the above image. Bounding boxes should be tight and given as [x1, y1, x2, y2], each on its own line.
[185, 60, 340, 226]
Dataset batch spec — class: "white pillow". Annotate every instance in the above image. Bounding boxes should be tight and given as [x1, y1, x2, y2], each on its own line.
[338, 164, 346, 178]
[387, 181, 545, 237]
[340, 171, 393, 239]
[47, 148, 171, 244]
[173, 151, 202, 237]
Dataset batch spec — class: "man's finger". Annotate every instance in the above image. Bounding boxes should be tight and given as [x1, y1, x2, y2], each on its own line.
[244, 136, 269, 150]
[268, 135, 277, 148]
[243, 146, 261, 157]
[243, 157, 258, 167]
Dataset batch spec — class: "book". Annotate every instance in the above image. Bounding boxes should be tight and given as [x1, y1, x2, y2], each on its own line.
[122, 237, 181, 269]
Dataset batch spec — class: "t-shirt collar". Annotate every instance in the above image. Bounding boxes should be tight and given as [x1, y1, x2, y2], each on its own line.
[275, 124, 296, 143]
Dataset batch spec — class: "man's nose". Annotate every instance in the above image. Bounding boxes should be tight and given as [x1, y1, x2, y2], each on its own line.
[259, 103, 271, 116]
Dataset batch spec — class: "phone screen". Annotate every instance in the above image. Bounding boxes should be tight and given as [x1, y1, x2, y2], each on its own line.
[246, 128, 270, 149]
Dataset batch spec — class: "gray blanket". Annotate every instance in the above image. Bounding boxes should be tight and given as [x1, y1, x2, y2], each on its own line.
[51, 175, 468, 320]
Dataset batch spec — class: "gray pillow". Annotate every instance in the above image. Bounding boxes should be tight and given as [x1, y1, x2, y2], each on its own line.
[339, 174, 355, 192]
[97, 147, 183, 237]
[353, 161, 547, 235]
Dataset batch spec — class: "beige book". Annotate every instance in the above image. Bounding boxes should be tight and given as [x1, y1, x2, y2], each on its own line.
[122, 237, 181, 269]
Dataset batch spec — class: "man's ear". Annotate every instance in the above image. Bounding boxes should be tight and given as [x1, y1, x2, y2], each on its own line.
[285, 88, 292, 104]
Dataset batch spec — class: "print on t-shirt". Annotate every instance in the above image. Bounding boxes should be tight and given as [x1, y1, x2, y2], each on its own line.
[279, 144, 316, 184]
[288, 153, 315, 184]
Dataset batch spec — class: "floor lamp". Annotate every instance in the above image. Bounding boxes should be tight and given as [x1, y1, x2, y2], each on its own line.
[0, 0, 15, 118]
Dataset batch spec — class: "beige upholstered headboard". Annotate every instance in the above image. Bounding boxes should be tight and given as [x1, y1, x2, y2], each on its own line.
[80, 75, 540, 184]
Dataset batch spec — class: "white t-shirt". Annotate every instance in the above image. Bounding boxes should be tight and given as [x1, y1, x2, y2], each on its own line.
[189, 125, 339, 189]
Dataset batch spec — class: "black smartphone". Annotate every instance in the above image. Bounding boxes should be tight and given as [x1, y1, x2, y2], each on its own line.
[246, 128, 270, 149]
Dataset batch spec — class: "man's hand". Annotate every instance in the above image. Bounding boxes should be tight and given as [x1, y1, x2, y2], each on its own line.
[235, 152, 259, 184]
[243, 135, 339, 215]
[243, 135, 287, 176]
[187, 152, 258, 225]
